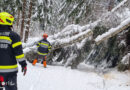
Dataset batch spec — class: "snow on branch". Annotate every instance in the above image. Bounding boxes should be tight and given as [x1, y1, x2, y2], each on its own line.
[100, 0, 129, 27]
[95, 17, 130, 45]
[53, 29, 93, 50]
[23, 21, 98, 52]
[52, 20, 99, 40]
[49, 21, 100, 50]
[111, 0, 128, 12]
[121, 53, 130, 65]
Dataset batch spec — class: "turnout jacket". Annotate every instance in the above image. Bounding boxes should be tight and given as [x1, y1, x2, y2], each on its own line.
[0, 25, 26, 74]
[37, 39, 51, 56]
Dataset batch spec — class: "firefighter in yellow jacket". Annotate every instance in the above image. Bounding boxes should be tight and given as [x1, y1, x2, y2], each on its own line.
[0, 12, 27, 90]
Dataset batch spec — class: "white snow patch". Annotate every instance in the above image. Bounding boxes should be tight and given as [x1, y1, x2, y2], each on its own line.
[17, 62, 130, 90]
[121, 53, 130, 65]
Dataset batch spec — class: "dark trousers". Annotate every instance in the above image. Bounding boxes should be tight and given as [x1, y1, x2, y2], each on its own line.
[0, 73, 17, 90]
[36, 55, 46, 63]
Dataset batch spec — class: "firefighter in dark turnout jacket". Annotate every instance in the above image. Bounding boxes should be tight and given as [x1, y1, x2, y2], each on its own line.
[32, 33, 51, 68]
[0, 12, 27, 90]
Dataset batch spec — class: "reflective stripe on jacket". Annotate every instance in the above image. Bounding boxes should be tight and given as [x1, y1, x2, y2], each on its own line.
[37, 39, 51, 56]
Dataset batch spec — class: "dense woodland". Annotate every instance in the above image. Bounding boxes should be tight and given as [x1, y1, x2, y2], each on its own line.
[0, 0, 130, 71]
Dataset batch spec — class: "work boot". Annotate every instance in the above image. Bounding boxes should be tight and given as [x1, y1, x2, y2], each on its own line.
[32, 59, 38, 66]
[43, 61, 47, 68]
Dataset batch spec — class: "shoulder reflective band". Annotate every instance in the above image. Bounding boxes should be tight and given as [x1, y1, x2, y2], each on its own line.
[0, 36, 12, 43]
[12, 41, 22, 48]
[37, 51, 48, 55]
[0, 64, 18, 69]
[16, 54, 24, 59]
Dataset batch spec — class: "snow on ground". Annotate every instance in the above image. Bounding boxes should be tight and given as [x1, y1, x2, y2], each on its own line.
[18, 62, 130, 90]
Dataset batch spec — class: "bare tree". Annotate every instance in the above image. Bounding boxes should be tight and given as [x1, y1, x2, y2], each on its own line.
[20, 0, 26, 40]
[24, 0, 33, 42]
[16, 9, 20, 29]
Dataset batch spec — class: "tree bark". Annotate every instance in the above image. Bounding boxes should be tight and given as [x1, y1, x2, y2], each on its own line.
[20, 0, 26, 40]
[16, 10, 20, 29]
[108, 0, 115, 11]
[24, 0, 33, 42]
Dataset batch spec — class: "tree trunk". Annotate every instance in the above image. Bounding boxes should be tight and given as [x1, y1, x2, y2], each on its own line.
[16, 10, 20, 29]
[20, 0, 26, 40]
[24, 0, 33, 42]
[108, 0, 115, 11]
[128, 56, 130, 70]
[126, 27, 130, 69]
[53, 29, 93, 50]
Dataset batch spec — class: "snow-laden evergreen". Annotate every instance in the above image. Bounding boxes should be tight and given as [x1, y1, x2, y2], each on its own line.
[95, 17, 130, 45]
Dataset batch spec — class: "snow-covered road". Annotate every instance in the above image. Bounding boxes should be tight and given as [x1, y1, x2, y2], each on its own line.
[18, 62, 130, 90]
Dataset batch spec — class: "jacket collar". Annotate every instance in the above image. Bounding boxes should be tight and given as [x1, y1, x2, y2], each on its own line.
[0, 25, 12, 31]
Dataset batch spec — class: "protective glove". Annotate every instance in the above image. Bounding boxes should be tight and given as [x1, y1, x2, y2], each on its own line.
[19, 61, 27, 76]
[22, 66, 27, 76]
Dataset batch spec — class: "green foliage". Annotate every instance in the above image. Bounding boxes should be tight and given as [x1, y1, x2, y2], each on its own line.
[93, 26, 108, 38]
[68, 0, 84, 18]
[66, 0, 73, 3]
[58, 0, 93, 26]
[75, 18, 80, 24]
[117, 0, 123, 2]
[117, 63, 129, 71]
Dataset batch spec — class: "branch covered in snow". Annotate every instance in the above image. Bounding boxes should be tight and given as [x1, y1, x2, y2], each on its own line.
[121, 53, 130, 65]
[111, 0, 128, 12]
[51, 20, 99, 40]
[95, 17, 130, 45]
[53, 29, 93, 50]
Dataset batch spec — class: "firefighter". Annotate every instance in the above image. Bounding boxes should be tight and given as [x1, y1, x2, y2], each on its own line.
[32, 33, 51, 68]
[0, 12, 27, 90]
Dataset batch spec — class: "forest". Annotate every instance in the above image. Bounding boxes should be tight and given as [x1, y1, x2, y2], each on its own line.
[0, 0, 130, 90]
[0, 0, 130, 71]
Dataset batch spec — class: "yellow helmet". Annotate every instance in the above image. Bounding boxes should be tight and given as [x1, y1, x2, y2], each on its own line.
[0, 12, 14, 25]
